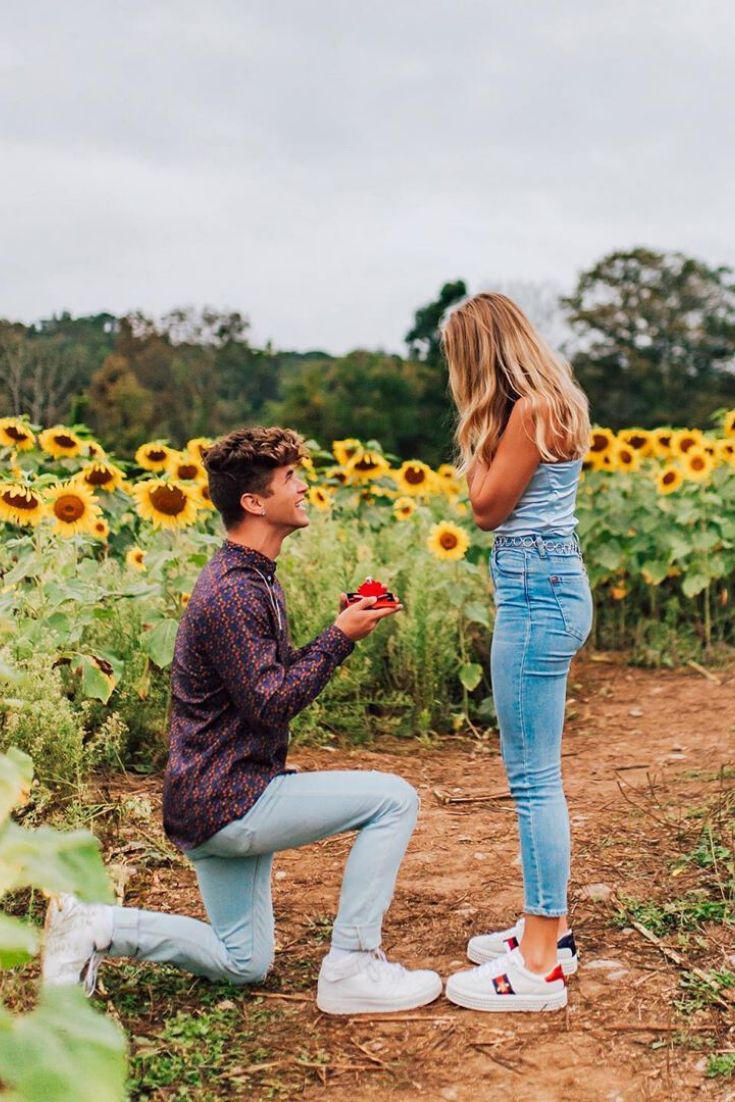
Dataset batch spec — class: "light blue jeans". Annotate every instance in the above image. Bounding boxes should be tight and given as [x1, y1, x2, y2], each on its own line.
[490, 537, 593, 917]
[109, 770, 418, 984]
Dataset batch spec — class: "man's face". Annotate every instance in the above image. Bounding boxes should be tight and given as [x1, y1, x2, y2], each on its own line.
[251, 463, 310, 531]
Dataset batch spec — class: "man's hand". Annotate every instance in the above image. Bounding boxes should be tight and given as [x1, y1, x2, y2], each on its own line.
[335, 595, 403, 642]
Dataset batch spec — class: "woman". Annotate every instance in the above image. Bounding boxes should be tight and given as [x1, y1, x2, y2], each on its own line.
[442, 292, 592, 1013]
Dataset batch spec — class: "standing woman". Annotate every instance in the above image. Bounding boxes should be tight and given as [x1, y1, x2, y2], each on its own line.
[442, 293, 592, 1013]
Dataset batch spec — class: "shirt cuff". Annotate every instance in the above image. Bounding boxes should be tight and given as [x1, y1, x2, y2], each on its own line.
[318, 623, 355, 663]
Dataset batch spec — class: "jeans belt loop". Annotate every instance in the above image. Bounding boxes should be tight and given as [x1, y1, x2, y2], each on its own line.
[534, 534, 548, 558]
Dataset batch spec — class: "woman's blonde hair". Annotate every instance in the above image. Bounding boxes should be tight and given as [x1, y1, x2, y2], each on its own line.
[442, 292, 590, 473]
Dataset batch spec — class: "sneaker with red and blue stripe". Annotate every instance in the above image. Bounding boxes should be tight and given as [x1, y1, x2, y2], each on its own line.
[446, 947, 567, 1012]
[467, 918, 578, 976]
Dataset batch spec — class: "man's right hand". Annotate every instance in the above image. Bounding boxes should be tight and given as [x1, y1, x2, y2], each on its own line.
[335, 595, 403, 641]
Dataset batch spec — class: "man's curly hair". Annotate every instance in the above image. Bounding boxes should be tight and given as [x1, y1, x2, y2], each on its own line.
[203, 426, 307, 528]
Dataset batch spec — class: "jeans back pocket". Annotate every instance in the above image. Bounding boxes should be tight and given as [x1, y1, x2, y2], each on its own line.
[549, 570, 593, 644]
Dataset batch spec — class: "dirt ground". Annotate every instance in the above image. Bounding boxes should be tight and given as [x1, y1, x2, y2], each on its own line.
[98, 655, 735, 1101]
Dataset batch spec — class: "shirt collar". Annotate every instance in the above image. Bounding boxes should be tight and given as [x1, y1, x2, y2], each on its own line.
[222, 540, 278, 579]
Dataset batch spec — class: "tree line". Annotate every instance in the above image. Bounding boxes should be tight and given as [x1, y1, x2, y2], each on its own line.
[1, 248, 734, 466]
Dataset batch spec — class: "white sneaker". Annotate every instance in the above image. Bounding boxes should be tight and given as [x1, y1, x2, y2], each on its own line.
[42, 893, 113, 996]
[316, 949, 442, 1015]
[446, 947, 567, 1012]
[467, 918, 578, 976]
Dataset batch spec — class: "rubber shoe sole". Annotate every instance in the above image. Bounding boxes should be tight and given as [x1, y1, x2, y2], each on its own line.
[316, 973, 443, 1015]
[445, 977, 568, 1013]
[467, 941, 578, 977]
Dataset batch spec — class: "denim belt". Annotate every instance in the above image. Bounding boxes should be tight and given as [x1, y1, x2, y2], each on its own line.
[493, 534, 580, 555]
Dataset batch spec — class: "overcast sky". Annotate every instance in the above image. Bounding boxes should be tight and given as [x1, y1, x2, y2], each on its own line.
[2, 1, 733, 353]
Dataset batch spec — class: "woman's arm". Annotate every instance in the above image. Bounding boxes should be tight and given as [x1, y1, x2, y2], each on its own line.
[467, 398, 542, 531]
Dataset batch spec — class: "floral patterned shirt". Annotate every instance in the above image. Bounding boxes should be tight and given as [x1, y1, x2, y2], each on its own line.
[163, 540, 354, 850]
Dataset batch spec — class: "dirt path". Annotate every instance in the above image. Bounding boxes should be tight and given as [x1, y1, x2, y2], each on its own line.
[102, 656, 735, 1101]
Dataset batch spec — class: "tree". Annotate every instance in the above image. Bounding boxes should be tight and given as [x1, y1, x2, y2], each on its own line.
[268, 351, 427, 458]
[563, 248, 735, 427]
[405, 280, 467, 366]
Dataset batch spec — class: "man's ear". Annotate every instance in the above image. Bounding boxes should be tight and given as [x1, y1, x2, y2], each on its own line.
[240, 492, 265, 517]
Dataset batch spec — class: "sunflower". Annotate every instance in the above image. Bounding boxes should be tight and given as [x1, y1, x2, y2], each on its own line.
[300, 456, 317, 481]
[308, 486, 332, 511]
[393, 496, 416, 521]
[198, 482, 216, 510]
[332, 439, 363, 466]
[427, 521, 470, 561]
[324, 466, 349, 486]
[132, 479, 200, 529]
[611, 585, 627, 601]
[681, 447, 715, 482]
[671, 428, 704, 457]
[345, 451, 391, 482]
[181, 592, 191, 608]
[186, 437, 213, 462]
[611, 442, 641, 473]
[76, 460, 126, 493]
[656, 465, 683, 495]
[723, 410, 735, 439]
[45, 481, 102, 537]
[0, 417, 35, 451]
[84, 440, 106, 460]
[588, 427, 615, 457]
[619, 428, 652, 456]
[92, 518, 110, 541]
[650, 428, 674, 459]
[39, 426, 83, 459]
[394, 459, 434, 496]
[583, 450, 608, 472]
[0, 482, 45, 526]
[714, 439, 735, 466]
[135, 442, 174, 472]
[126, 547, 147, 572]
[167, 452, 207, 483]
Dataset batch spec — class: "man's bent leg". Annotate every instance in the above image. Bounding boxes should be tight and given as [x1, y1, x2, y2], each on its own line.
[107, 851, 275, 985]
[223, 770, 420, 950]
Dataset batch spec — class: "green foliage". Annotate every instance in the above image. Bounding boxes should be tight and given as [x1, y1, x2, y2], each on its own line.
[707, 1052, 735, 1079]
[565, 248, 735, 427]
[0, 748, 127, 1101]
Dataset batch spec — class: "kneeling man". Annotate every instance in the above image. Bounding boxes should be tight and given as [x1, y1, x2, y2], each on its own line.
[43, 427, 441, 1014]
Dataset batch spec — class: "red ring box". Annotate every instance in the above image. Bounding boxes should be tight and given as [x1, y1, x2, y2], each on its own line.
[346, 577, 399, 609]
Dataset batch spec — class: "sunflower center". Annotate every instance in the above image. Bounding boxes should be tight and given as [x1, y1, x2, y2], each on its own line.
[54, 494, 86, 522]
[680, 438, 696, 453]
[658, 435, 671, 447]
[146, 449, 168, 462]
[87, 468, 114, 485]
[691, 456, 705, 471]
[663, 471, 676, 485]
[440, 532, 458, 550]
[176, 463, 199, 480]
[628, 435, 647, 449]
[6, 426, 29, 442]
[149, 484, 188, 515]
[2, 490, 38, 510]
[354, 456, 378, 472]
[53, 434, 77, 448]
[405, 467, 426, 484]
[591, 433, 608, 452]
[620, 451, 633, 465]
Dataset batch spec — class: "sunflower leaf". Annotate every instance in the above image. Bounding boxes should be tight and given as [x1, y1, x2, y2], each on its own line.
[0, 913, 39, 968]
[76, 655, 115, 704]
[142, 619, 179, 669]
[463, 602, 491, 628]
[682, 572, 710, 597]
[458, 663, 483, 692]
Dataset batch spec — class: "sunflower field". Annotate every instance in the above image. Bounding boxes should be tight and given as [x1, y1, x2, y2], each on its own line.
[1, 413, 735, 796]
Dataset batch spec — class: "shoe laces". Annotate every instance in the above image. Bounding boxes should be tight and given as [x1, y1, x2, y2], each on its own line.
[82, 949, 105, 997]
[365, 949, 407, 983]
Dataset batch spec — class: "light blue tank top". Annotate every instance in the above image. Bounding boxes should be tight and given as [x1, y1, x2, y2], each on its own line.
[494, 458, 582, 538]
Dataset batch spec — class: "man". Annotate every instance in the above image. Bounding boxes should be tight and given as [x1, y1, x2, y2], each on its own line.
[43, 426, 441, 1014]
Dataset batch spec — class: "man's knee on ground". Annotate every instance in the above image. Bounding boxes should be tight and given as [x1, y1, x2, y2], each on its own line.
[222, 946, 274, 986]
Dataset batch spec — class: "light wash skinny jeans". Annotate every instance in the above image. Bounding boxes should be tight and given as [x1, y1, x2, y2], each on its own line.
[490, 536, 593, 917]
[109, 770, 418, 984]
